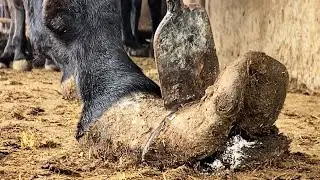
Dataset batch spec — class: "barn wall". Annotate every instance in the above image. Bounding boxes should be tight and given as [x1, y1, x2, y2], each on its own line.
[205, 0, 320, 94]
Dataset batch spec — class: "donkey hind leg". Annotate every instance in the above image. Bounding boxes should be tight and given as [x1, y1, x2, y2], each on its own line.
[0, 0, 15, 68]
[11, 0, 32, 71]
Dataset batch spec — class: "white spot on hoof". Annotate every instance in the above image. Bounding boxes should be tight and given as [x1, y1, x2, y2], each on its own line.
[211, 135, 257, 170]
[205, 159, 225, 171]
[45, 64, 60, 71]
[0, 62, 8, 69]
[12, 60, 32, 71]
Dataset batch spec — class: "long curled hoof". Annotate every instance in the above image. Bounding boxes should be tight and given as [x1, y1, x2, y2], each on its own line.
[78, 51, 289, 169]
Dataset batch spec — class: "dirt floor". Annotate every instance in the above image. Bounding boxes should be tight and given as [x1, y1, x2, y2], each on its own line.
[0, 58, 319, 180]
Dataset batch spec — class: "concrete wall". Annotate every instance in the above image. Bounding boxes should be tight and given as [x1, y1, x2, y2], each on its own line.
[205, 0, 320, 94]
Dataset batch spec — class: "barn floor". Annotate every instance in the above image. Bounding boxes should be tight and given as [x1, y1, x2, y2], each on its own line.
[0, 58, 319, 180]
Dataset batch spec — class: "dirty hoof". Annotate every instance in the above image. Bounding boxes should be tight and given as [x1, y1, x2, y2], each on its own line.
[61, 76, 78, 100]
[45, 64, 60, 71]
[230, 52, 289, 135]
[0, 62, 8, 69]
[12, 60, 32, 71]
[78, 51, 289, 169]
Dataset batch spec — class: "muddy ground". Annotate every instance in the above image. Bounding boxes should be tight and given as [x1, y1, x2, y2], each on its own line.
[0, 58, 319, 180]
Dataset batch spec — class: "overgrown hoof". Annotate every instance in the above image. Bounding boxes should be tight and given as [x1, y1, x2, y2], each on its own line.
[0, 62, 8, 69]
[45, 64, 60, 72]
[78, 51, 289, 170]
[12, 60, 32, 71]
[61, 76, 78, 100]
[230, 51, 289, 135]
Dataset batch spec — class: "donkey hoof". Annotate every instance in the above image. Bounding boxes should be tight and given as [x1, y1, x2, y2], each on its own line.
[45, 64, 60, 71]
[12, 60, 32, 71]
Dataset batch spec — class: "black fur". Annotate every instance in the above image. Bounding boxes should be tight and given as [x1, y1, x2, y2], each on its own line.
[5, 0, 160, 139]
[1, 0, 164, 69]
[43, 0, 161, 138]
[25, 0, 65, 72]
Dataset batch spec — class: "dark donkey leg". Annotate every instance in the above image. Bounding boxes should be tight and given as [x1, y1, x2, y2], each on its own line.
[131, 0, 142, 42]
[121, 0, 136, 47]
[3, 0, 10, 33]
[0, 0, 15, 68]
[11, 0, 32, 71]
[0, 0, 6, 33]
[148, 0, 163, 57]
[122, 0, 148, 56]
